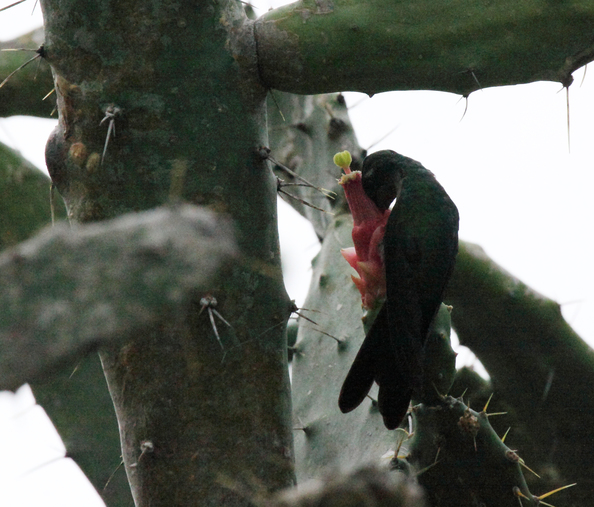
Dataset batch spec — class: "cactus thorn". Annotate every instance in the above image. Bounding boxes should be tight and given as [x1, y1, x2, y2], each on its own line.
[406, 414, 414, 434]
[280, 181, 336, 198]
[0, 45, 46, 90]
[199, 295, 233, 353]
[130, 441, 154, 467]
[486, 411, 507, 417]
[431, 381, 446, 399]
[268, 89, 286, 122]
[537, 483, 577, 501]
[482, 392, 494, 412]
[297, 306, 322, 314]
[103, 460, 125, 492]
[575, 63, 588, 90]
[518, 458, 541, 479]
[541, 368, 555, 402]
[267, 150, 335, 199]
[514, 487, 531, 505]
[289, 301, 320, 325]
[393, 428, 409, 456]
[0, 0, 26, 12]
[501, 427, 511, 443]
[565, 85, 571, 153]
[277, 179, 334, 214]
[471, 70, 483, 90]
[365, 394, 377, 406]
[100, 105, 122, 164]
[434, 446, 441, 464]
[415, 459, 442, 476]
[49, 183, 57, 226]
[458, 94, 470, 121]
[459, 68, 483, 92]
[364, 124, 400, 152]
[68, 361, 81, 379]
[42, 88, 55, 101]
[292, 310, 318, 326]
[305, 327, 343, 344]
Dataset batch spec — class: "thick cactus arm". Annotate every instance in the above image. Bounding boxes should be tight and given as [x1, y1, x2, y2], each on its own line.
[255, 0, 594, 95]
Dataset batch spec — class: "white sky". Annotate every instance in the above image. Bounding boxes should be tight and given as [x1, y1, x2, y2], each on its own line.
[2, 0, 593, 505]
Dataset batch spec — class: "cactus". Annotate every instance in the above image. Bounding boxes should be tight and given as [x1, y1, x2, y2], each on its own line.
[290, 144, 579, 505]
[405, 396, 534, 507]
[2, 1, 594, 506]
[0, 141, 65, 248]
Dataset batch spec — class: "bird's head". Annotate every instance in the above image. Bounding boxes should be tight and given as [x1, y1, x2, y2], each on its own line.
[361, 150, 408, 211]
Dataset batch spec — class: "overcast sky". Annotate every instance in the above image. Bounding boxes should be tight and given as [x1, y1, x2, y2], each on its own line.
[2, 1, 594, 505]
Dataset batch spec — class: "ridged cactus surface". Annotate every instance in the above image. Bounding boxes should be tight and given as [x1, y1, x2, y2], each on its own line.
[292, 215, 396, 481]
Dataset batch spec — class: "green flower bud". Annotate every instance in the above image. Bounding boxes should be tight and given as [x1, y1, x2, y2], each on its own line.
[333, 150, 352, 169]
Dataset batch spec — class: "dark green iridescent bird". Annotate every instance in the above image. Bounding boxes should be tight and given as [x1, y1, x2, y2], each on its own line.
[338, 150, 459, 429]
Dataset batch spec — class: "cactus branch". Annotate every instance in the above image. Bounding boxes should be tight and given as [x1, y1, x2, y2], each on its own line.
[0, 205, 236, 390]
[446, 241, 594, 503]
[255, 0, 594, 95]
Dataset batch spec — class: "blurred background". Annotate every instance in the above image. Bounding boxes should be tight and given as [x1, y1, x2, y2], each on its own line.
[1, 0, 593, 505]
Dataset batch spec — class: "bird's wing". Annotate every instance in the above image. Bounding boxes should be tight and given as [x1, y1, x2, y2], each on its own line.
[383, 215, 425, 389]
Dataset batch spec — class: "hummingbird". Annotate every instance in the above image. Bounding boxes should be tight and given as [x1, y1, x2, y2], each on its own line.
[338, 150, 459, 429]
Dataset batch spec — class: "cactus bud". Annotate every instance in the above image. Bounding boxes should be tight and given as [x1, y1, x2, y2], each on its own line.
[333, 150, 352, 170]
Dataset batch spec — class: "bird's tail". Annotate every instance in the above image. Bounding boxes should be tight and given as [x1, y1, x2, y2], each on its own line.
[338, 306, 413, 429]
[378, 385, 412, 430]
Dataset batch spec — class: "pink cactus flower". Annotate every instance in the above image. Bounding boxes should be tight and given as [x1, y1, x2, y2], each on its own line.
[338, 166, 390, 310]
